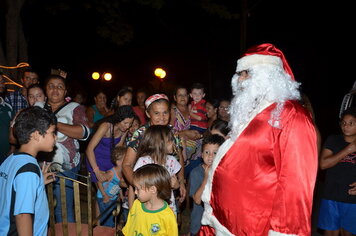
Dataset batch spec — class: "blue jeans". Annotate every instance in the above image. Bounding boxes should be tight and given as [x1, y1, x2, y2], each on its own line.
[53, 164, 80, 223]
[97, 198, 117, 227]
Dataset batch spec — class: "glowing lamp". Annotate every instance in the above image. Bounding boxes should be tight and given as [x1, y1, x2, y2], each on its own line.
[92, 72, 100, 80]
[103, 73, 112, 81]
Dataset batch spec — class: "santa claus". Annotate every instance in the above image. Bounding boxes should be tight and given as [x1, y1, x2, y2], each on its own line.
[198, 43, 318, 236]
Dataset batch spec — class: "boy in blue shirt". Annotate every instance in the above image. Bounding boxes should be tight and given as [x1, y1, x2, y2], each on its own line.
[189, 134, 225, 235]
[0, 106, 57, 236]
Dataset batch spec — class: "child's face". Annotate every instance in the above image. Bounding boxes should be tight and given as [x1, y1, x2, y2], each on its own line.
[202, 143, 220, 167]
[133, 180, 152, 203]
[28, 87, 45, 106]
[129, 119, 140, 134]
[39, 125, 57, 152]
[340, 114, 356, 137]
[190, 88, 205, 103]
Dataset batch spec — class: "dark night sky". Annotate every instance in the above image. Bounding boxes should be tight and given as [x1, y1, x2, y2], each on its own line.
[16, 0, 356, 140]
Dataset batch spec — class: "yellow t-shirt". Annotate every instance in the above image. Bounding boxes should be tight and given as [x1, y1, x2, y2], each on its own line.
[122, 199, 178, 236]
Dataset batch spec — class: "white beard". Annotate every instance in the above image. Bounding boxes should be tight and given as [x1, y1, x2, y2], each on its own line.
[229, 64, 301, 141]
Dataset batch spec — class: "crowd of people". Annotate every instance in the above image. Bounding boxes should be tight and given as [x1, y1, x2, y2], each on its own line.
[0, 43, 356, 236]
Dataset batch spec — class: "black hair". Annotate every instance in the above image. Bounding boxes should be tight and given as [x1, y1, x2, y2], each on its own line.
[104, 105, 135, 125]
[341, 107, 356, 119]
[22, 68, 38, 78]
[27, 83, 44, 93]
[202, 134, 225, 150]
[14, 106, 57, 145]
[190, 83, 205, 93]
[210, 119, 230, 137]
[44, 74, 66, 88]
[206, 98, 220, 109]
[110, 87, 133, 111]
[100, 105, 135, 152]
[174, 85, 188, 96]
[94, 89, 107, 98]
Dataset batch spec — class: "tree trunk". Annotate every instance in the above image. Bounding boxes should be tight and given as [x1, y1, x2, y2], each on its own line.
[5, 0, 26, 82]
[0, 38, 7, 66]
[18, 20, 28, 63]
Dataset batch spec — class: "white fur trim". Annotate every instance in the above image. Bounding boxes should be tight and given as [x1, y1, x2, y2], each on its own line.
[201, 101, 272, 234]
[236, 54, 282, 72]
[268, 230, 298, 236]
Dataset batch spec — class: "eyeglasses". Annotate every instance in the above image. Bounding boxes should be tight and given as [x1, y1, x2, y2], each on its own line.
[339, 121, 356, 127]
[219, 106, 229, 111]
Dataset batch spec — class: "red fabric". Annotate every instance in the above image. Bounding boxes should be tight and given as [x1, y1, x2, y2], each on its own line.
[197, 225, 215, 235]
[133, 106, 146, 125]
[190, 99, 208, 129]
[243, 43, 295, 80]
[207, 101, 317, 235]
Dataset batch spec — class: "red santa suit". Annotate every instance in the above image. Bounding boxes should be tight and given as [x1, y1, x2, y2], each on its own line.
[198, 44, 318, 236]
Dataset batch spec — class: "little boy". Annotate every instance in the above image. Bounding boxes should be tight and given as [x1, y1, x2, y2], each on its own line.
[97, 146, 127, 227]
[0, 106, 57, 235]
[189, 83, 208, 134]
[189, 134, 225, 235]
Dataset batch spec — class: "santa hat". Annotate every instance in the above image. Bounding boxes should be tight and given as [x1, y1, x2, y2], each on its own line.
[236, 43, 295, 80]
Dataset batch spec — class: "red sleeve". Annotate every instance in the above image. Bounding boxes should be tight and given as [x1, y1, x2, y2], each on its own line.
[270, 104, 318, 236]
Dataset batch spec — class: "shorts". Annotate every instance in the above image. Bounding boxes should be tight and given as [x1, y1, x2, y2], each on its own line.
[317, 199, 356, 234]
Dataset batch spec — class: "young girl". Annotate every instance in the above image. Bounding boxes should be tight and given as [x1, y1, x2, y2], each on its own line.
[97, 146, 127, 227]
[27, 84, 46, 107]
[318, 107, 356, 235]
[9, 84, 47, 148]
[133, 125, 181, 216]
[122, 164, 178, 236]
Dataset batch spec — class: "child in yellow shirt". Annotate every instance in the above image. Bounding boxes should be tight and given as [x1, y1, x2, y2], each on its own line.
[122, 164, 178, 236]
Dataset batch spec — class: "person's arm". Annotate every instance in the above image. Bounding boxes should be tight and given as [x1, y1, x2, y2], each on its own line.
[349, 182, 356, 195]
[269, 106, 318, 235]
[57, 123, 85, 139]
[170, 175, 180, 189]
[190, 111, 202, 121]
[57, 105, 90, 140]
[97, 181, 111, 203]
[192, 166, 209, 205]
[16, 213, 33, 236]
[122, 147, 137, 185]
[116, 131, 128, 147]
[319, 143, 356, 170]
[170, 106, 177, 126]
[178, 130, 201, 141]
[86, 106, 95, 129]
[86, 122, 109, 182]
